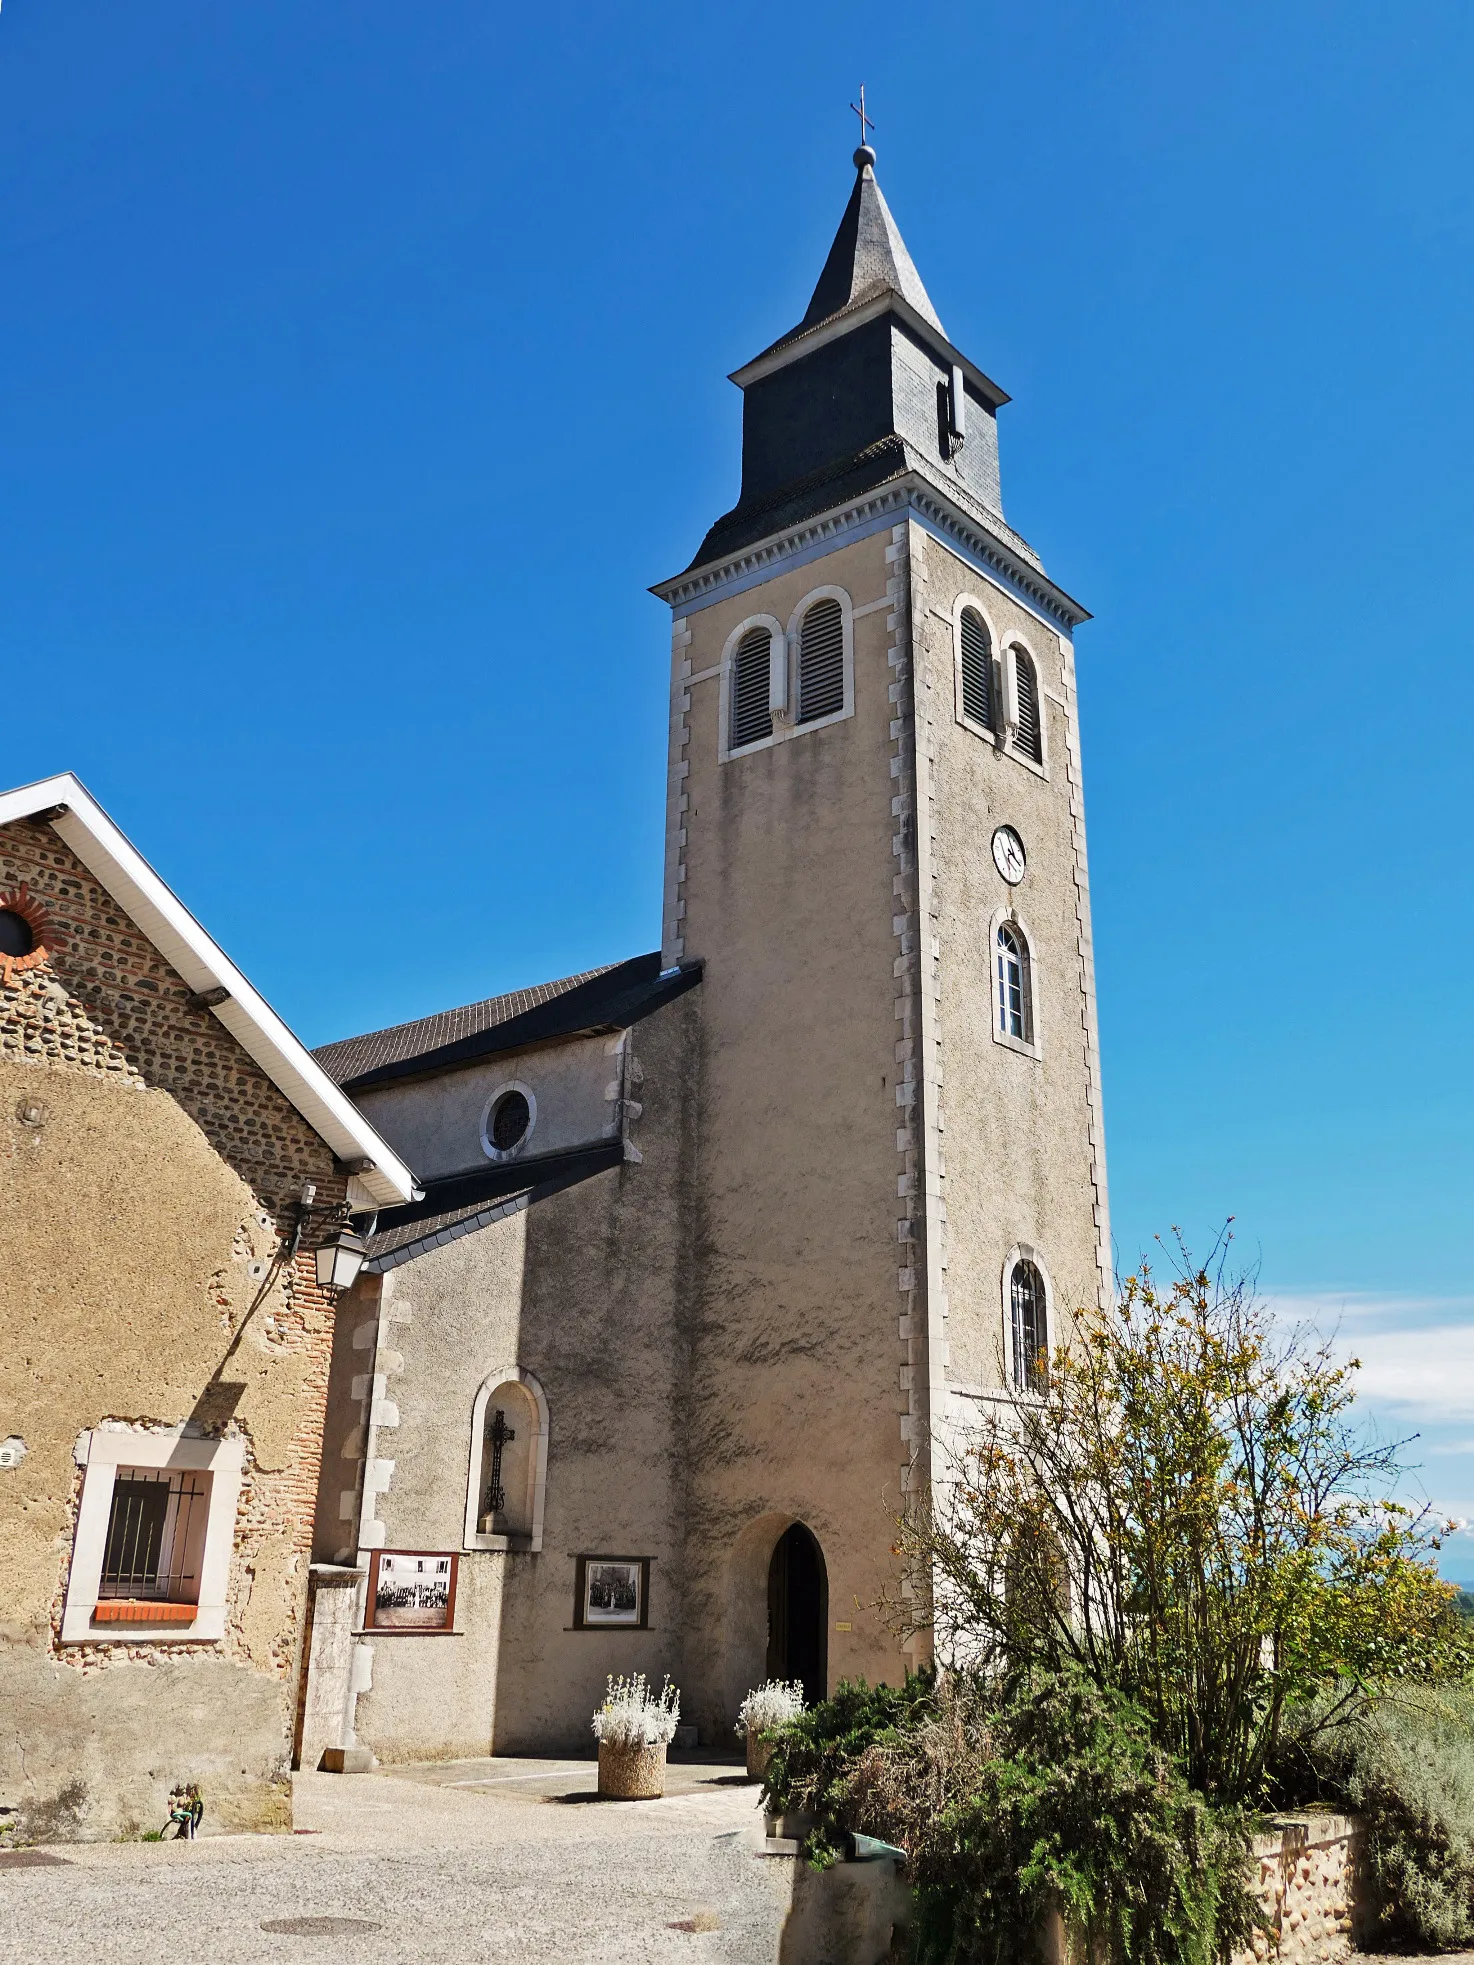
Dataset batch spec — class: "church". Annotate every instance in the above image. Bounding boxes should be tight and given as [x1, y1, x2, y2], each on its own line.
[297, 138, 1110, 1764]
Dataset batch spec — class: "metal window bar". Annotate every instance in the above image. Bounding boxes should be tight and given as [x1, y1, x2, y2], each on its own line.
[99, 1468, 208, 1601]
[797, 599, 845, 724]
[731, 626, 774, 749]
[1011, 1263, 1045, 1392]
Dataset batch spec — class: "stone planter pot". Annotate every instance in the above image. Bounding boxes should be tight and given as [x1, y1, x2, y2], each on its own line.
[746, 1732, 776, 1782]
[597, 1738, 668, 1799]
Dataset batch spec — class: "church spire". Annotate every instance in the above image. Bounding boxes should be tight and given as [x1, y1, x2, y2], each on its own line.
[794, 142, 946, 341]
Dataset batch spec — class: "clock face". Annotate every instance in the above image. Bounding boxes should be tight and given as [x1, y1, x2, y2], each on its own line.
[992, 825, 1026, 885]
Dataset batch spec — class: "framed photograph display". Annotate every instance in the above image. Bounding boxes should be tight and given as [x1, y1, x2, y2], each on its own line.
[364, 1550, 459, 1633]
[573, 1555, 650, 1630]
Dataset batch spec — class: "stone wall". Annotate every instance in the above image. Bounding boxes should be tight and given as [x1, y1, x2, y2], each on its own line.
[0, 815, 348, 1839]
[1240, 1815, 1365, 1965]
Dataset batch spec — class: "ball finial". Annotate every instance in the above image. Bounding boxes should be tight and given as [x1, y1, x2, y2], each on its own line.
[854, 143, 877, 170]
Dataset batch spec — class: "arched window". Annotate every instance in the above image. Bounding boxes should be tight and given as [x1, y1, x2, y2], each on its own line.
[996, 921, 1032, 1043]
[796, 598, 845, 724]
[1011, 648, 1043, 764]
[959, 607, 994, 729]
[1010, 1259, 1047, 1392]
[731, 625, 774, 750]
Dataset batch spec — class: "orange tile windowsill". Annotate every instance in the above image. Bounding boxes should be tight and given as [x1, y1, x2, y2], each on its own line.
[92, 1601, 198, 1626]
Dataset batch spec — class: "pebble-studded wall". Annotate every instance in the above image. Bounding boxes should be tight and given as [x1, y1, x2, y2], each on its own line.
[0, 812, 356, 1839]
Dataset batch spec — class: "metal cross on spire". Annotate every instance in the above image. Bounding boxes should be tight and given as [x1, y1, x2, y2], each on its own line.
[849, 85, 875, 150]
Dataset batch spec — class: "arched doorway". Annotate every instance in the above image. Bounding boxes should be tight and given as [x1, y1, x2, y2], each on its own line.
[766, 1523, 827, 1707]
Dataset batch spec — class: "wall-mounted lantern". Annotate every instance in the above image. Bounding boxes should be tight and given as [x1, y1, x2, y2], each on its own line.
[314, 1228, 368, 1295]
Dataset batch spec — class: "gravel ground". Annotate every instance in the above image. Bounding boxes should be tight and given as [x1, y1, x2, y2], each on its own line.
[0, 1756, 793, 1965]
[7, 1761, 1473, 1965]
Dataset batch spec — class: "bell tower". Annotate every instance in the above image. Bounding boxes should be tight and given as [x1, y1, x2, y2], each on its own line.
[653, 144, 1109, 1724]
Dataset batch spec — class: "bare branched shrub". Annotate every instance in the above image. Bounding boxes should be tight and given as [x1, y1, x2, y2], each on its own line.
[886, 1233, 1467, 1804]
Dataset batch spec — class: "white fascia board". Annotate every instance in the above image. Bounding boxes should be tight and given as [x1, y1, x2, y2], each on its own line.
[0, 773, 416, 1207]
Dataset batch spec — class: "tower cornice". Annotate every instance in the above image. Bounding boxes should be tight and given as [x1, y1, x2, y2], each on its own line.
[651, 467, 1090, 632]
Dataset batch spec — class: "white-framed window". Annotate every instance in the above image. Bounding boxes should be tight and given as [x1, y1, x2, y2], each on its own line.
[718, 591, 854, 761]
[795, 595, 845, 723]
[990, 908, 1039, 1057]
[464, 1367, 549, 1552]
[730, 622, 775, 751]
[719, 612, 784, 757]
[1003, 1247, 1052, 1394]
[786, 586, 854, 736]
[61, 1429, 244, 1643]
[1008, 644, 1045, 767]
[480, 1081, 536, 1163]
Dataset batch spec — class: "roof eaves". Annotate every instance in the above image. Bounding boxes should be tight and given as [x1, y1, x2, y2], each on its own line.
[362, 1138, 624, 1256]
[338, 958, 704, 1093]
[0, 773, 417, 1208]
[730, 291, 1010, 408]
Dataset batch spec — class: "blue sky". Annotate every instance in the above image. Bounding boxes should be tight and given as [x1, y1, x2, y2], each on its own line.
[3, 4, 1472, 1569]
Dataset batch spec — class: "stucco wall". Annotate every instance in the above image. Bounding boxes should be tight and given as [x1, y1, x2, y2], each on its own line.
[917, 534, 1108, 1394]
[353, 1030, 617, 1183]
[672, 525, 916, 1721]
[331, 992, 700, 1761]
[0, 820, 345, 1840]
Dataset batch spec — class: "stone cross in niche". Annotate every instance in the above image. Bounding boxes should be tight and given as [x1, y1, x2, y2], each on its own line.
[486, 1407, 516, 1516]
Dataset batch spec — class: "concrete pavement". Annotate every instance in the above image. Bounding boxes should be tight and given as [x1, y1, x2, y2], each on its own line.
[1, 1754, 795, 1964]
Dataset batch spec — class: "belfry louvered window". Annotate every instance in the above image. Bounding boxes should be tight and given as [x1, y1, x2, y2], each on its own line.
[797, 598, 845, 724]
[959, 607, 993, 728]
[1012, 648, 1043, 764]
[730, 625, 773, 750]
[1010, 1260, 1047, 1392]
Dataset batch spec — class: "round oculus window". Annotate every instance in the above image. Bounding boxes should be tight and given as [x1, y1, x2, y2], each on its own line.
[488, 1089, 531, 1155]
[0, 910, 35, 958]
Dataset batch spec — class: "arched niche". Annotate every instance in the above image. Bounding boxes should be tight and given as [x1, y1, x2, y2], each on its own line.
[463, 1368, 548, 1553]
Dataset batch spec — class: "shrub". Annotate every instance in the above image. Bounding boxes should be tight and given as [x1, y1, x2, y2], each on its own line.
[767, 1667, 1257, 1965]
[735, 1679, 805, 1740]
[888, 1234, 1468, 1805]
[762, 1670, 937, 1860]
[1280, 1683, 1474, 1950]
[590, 1672, 681, 1749]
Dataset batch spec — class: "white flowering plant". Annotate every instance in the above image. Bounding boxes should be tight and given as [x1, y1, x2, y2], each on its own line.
[591, 1672, 682, 1749]
[734, 1679, 806, 1740]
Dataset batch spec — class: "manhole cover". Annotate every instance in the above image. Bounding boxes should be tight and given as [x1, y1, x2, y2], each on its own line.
[260, 1917, 382, 1936]
[0, 1850, 70, 1868]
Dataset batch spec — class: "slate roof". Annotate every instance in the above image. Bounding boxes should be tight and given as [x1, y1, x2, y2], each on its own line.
[760, 150, 945, 359]
[688, 438, 1052, 588]
[362, 1140, 625, 1272]
[315, 952, 702, 1091]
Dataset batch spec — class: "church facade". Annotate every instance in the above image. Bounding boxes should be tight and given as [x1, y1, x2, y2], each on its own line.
[302, 144, 1110, 1762]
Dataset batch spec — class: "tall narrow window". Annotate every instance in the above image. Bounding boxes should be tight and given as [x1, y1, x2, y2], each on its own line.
[796, 598, 845, 724]
[731, 625, 774, 750]
[959, 607, 993, 728]
[1012, 648, 1043, 763]
[996, 922, 1032, 1042]
[1010, 1260, 1047, 1392]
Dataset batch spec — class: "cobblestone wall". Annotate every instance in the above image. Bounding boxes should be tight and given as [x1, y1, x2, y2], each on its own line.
[1239, 1815, 1365, 1965]
[0, 819, 344, 1213]
[0, 813, 351, 1836]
